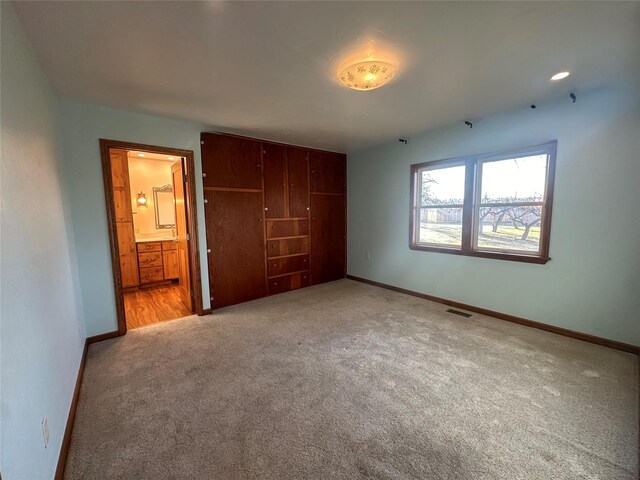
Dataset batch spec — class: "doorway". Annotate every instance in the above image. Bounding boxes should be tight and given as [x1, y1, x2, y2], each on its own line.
[100, 139, 205, 335]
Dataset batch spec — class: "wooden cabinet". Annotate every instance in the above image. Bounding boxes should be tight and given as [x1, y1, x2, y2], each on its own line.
[201, 134, 263, 189]
[263, 143, 287, 218]
[113, 188, 132, 223]
[139, 266, 164, 285]
[205, 190, 267, 309]
[268, 272, 310, 295]
[286, 147, 310, 217]
[117, 223, 139, 288]
[310, 194, 346, 285]
[310, 150, 345, 194]
[263, 144, 310, 219]
[265, 219, 308, 238]
[163, 248, 179, 280]
[136, 241, 179, 286]
[266, 237, 310, 257]
[267, 255, 309, 277]
[201, 132, 345, 310]
[111, 148, 138, 288]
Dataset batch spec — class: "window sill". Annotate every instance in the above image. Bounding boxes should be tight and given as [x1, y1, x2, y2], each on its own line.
[409, 244, 550, 264]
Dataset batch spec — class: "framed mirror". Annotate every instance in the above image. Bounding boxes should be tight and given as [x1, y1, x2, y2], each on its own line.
[153, 184, 175, 229]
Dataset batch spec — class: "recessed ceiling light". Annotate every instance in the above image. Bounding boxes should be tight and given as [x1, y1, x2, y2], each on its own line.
[550, 71, 570, 81]
[137, 153, 145, 157]
[338, 60, 396, 91]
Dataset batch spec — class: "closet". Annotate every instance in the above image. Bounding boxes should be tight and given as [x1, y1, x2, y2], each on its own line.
[201, 133, 346, 310]
[110, 148, 139, 288]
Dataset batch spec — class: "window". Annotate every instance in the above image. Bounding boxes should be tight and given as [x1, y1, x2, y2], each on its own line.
[410, 142, 556, 264]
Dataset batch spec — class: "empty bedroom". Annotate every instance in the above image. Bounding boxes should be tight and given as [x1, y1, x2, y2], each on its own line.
[1, 1, 638, 479]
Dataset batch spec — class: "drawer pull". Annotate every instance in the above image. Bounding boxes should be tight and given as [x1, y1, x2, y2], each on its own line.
[273, 264, 277, 267]
[273, 282, 278, 286]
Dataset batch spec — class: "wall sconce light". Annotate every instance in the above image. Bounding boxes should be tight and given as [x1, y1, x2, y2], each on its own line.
[137, 191, 147, 206]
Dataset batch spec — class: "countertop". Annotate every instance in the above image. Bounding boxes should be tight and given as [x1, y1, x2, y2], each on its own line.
[135, 238, 176, 243]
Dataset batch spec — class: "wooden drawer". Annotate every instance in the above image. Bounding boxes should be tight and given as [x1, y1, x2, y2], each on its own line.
[138, 242, 162, 252]
[162, 241, 177, 251]
[268, 272, 310, 295]
[266, 220, 309, 239]
[266, 237, 309, 258]
[139, 266, 164, 285]
[138, 251, 163, 268]
[267, 255, 309, 277]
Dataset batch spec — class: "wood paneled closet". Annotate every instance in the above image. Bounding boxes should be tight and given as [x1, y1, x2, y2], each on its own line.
[201, 133, 346, 310]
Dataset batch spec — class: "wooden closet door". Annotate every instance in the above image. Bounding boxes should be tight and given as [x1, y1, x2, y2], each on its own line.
[205, 190, 267, 309]
[309, 151, 346, 194]
[201, 133, 263, 189]
[110, 148, 138, 288]
[117, 223, 139, 287]
[262, 143, 287, 218]
[287, 147, 310, 218]
[310, 194, 346, 285]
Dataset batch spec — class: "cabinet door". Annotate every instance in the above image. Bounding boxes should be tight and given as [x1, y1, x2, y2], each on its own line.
[163, 249, 179, 279]
[262, 143, 287, 218]
[287, 147, 310, 218]
[110, 149, 129, 188]
[117, 222, 139, 288]
[310, 194, 346, 285]
[206, 190, 267, 309]
[309, 151, 346, 194]
[113, 187, 132, 223]
[201, 133, 263, 189]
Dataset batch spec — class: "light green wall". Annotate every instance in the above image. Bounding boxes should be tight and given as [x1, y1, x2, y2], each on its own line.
[347, 86, 640, 346]
[56, 100, 211, 336]
[1, 3, 86, 478]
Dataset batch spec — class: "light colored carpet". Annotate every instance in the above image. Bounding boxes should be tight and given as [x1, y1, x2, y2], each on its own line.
[65, 279, 639, 479]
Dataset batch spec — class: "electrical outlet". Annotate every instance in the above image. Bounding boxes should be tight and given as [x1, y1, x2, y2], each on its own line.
[365, 250, 371, 260]
[41, 417, 49, 448]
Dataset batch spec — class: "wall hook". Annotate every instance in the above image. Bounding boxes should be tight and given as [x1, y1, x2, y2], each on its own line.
[464, 121, 473, 128]
[570, 93, 577, 103]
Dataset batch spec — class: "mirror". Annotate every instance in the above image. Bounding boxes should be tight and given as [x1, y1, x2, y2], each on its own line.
[153, 184, 175, 229]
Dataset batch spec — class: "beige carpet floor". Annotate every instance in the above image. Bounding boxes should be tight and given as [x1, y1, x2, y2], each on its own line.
[66, 279, 639, 479]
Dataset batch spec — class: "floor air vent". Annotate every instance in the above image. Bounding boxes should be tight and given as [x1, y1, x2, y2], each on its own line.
[446, 309, 472, 318]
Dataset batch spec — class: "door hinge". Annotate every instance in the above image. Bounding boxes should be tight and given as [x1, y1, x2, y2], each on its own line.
[184, 174, 188, 183]
[186, 233, 190, 241]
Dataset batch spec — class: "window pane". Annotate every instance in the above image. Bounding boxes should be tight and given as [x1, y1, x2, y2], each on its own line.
[421, 165, 465, 206]
[477, 205, 542, 252]
[418, 207, 463, 247]
[480, 155, 547, 204]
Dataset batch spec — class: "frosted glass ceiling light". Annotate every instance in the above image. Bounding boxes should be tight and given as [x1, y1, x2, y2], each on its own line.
[338, 60, 396, 91]
[550, 71, 570, 81]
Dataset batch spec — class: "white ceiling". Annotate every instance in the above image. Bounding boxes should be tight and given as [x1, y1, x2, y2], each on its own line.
[13, 1, 640, 153]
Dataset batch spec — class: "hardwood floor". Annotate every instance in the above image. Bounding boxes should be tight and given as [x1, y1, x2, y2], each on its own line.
[124, 285, 192, 330]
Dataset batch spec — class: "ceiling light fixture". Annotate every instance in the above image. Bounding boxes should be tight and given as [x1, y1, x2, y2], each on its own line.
[338, 60, 396, 91]
[550, 71, 570, 81]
